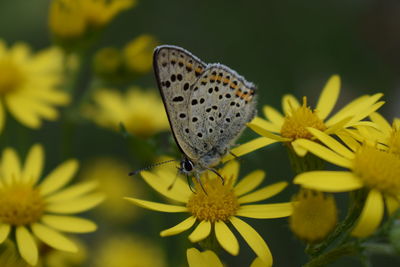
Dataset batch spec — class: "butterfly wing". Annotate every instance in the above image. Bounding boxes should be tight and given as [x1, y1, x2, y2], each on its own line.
[153, 45, 207, 160]
[187, 64, 257, 158]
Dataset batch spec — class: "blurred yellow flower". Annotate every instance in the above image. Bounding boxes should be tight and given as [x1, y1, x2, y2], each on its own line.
[49, 0, 135, 40]
[187, 248, 223, 267]
[293, 128, 400, 237]
[0, 40, 69, 133]
[41, 238, 87, 267]
[234, 75, 384, 157]
[289, 190, 337, 243]
[80, 157, 144, 223]
[0, 144, 104, 265]
[0, 240, 29, 267]
[93, 234, 167, 267]
[126, 161, 292, 266]
[83, 87, 170, 138]
[123, 35, 158, 74]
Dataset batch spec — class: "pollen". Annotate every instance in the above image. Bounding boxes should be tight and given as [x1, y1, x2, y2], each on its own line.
[0, 184, 45, 226]
[0, 59, 25, 94]
[353, 145, 400, 196]
[186, 176, 239, 222]
[388, 125, 400, 156]
[289, 190, 337, 243]
[281, 97, 326, 140]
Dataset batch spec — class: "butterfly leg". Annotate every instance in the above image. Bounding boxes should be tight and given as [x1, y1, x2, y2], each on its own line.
[194, 173, 208, 195]
[206, 167, 225, 185]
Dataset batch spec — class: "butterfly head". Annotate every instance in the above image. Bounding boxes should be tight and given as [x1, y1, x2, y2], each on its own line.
[179, 157, 195, 175]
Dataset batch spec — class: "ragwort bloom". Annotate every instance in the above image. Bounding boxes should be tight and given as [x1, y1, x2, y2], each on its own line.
[126, 161, 292, 266]
[49, 0, 135, 41]
[241, 75, 384, 156]
[83, 87, 169, 138]
[293, 127, 400, 237]
[0, 40, 69, 133]
[0, 144, 104, 265]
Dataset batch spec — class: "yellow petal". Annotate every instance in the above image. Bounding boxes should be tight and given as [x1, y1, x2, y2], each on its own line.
[234, 170, 265, 196]
[186, 248, 223, 267]
[370, 112, 391, 135]
[347, 101, 385, 127]
[188, 220, 211, 243]
[22, 144, 44, 184]
[125, 197, 187, 213]
[249, 117, 281, 133]
[282, 94, 300, 116]
[230, 217, 272, 266]
[222, 137, 278, 163]
[16, 226, 38, 266]
[141, 171, 190, 203]
[352, 189, 384, 237]
[31, 223, 78, 252]
[215, 221, 239, 255]
[385, 195, 399, 216]
[219, 160, 240, 185]
[0, 101, 5, 134]
[2, 147, 21, 184]
[5, 94, 41, 128]
[40, 159, 79, 196]
[236, 203, 293, 218]
[46, 181, 98, 202]
[336, 131, 361, 152]
[324, 116, 352, 135]
[294, 171, 364, 192]
[161, 216, 196, 237]
[263, 106, 284, 126]
[41, 215, 97, 233]
[307, 127, 354, 159]
[293, 139, 352, 168]
[46, 193, 104, 214]
[0, 223, 10, 243]
[238, 182, 288, 204]
[292, 141, 308, 156]
[316, 75, 340, 120]
[251, 257, 272, 267]
[326, 93, 383, 126]
[248, 123, 291, 142]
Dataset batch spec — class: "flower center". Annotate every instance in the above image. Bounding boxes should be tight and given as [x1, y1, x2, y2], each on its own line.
[281, 97, 326, 140]
[186, 176, 239, 222]
[388, 126, 400, 156]
[353, 145, 400, 195]
[0, 59, 25, 94]
[0, 184, 45, 225]
[289, 190, 337, 243]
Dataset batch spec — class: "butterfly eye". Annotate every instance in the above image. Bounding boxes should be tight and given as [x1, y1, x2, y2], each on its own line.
[182, 159, 194, 172]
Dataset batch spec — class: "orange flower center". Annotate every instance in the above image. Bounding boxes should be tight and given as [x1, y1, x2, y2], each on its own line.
[0, 184, 45, 225]
[186, 176, 239, 222]
[0, 59, 25, 94]
[353, 145, 400, 196]
[281, 97, 326, 140]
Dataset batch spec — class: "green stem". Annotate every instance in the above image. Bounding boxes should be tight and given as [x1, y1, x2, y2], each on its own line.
[286, 144, 325, 174]
[303, 244, 359, 267]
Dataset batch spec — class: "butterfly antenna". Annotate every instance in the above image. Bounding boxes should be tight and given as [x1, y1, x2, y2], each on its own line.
[206, 167, 225, 185]
[129, 159, 177, 176]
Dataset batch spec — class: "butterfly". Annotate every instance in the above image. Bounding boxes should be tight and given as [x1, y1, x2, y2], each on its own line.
[153, 45, 257, 186]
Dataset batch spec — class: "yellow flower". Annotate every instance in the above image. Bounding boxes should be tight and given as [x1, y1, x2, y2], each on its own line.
[126, 161, 292, 266]
[93, 234, 167, 267]
[0, 144, 104, 265]
[0, 41, 69, 133]
[228, 75, 384, 159]
[49, 0, 135, 40]
[123, 35, 158, 74]
[41, 238, 87, 267]
[293, 127, 400, 237]
[289, 190, 338, 243]
[187, 248, 223, 267]
[83, 87, 170, 138]
[80, 157, 144, 223]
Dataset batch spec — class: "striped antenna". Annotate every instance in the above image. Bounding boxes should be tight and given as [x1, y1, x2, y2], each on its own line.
[129, 159, 177, 176]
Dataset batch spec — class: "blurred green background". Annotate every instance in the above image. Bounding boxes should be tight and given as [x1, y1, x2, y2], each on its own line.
[0, 0, 399, 266]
